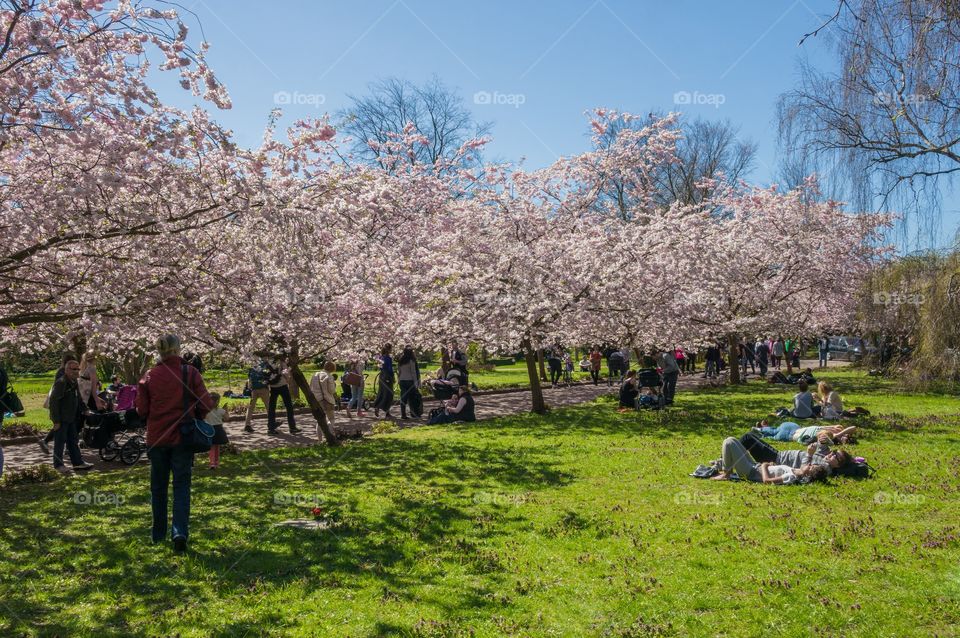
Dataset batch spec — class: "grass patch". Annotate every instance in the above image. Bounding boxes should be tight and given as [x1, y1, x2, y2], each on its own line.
[1, 370, 958, 636]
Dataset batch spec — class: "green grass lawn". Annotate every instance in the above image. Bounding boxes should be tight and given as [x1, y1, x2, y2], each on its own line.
[1, 368, 959, 636]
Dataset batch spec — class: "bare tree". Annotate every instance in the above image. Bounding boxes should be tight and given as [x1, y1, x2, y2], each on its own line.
[339, 76, 491, 172]
[779, 0, 960, 245]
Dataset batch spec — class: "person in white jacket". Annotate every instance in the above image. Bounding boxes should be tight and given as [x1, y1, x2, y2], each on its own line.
[310, 361, 338, 439]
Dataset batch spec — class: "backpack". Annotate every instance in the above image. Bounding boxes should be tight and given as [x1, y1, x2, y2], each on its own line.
[248, 365, 270, 390]
[835, 460, 875, 479]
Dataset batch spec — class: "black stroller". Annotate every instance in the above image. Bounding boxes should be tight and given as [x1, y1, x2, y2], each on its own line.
[634, 368, 666, 410]
[82, 409, 146, 465]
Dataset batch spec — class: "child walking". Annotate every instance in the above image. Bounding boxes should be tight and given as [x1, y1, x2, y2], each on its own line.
[207, 392, 229, 470]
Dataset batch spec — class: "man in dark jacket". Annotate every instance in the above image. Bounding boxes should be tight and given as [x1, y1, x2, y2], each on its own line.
[48, 358, 93, 473]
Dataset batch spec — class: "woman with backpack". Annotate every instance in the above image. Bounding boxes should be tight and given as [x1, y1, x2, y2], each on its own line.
[243, 361, 271, 433]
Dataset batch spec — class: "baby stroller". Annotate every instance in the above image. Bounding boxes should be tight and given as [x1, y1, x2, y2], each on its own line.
[635, 368, 666, 410]
[429, 369, 462, 401]
[82, 409, 146, 465]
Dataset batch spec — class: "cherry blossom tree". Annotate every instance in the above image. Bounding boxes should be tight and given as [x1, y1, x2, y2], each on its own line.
[0, 0, 245, 339]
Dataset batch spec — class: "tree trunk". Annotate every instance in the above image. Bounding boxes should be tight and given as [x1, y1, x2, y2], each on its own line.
[288, 373, 300, 401]
[536, 348, 547, 382]
[727, 334, 741, 385]
[287, 359, 339, 446]
[523, 339, 547, 414]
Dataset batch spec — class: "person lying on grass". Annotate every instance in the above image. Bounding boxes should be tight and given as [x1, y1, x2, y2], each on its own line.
[754, 420, 857, 444]
[711, 437, 829, 483]
[741, 431, 853, 474]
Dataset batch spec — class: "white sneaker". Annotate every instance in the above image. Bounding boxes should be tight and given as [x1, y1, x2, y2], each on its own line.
[74, 462, 95, 471]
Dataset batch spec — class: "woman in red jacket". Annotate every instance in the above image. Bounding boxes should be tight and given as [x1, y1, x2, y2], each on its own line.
[137, 334, 212, 553]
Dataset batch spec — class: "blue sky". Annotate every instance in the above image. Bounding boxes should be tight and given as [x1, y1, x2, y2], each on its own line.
[154, 0, 958, 245]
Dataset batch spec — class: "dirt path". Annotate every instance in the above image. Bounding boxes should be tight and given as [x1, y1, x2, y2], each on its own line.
[1, 359, 840, 476]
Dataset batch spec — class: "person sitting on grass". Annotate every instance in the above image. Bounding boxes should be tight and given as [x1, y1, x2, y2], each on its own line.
[711, 437, 829, 483]
[428, 385, 476, 424]
[778, 380, 815, 418]
[754, 420, 858, 445]
[618, 370, 639, 411]
[816, 381, 870, 418]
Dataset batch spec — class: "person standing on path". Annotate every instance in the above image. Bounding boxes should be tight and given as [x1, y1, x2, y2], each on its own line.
[397, 346, 420, 420]
[77, 351, 106, 412]
[546, 343, 563, 388]
[48, 357, 94, 474]
[137, 334, 212, 553]
[589, 347, 602, 385]
[310, 361, 338, 438]
[266, 359, 300, 435]
[374, 344, 395, 418]
[754, 337, 769, 379]
[243, 361, 271, 433]
[344, 356, 366, 418]
[656, 348, 681, 405]
[449, 342, 468, 384]
[772, 337, 785, 370]
[818, 335, 830, 369]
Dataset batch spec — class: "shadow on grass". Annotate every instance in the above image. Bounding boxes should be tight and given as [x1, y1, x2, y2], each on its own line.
[0, 431, 575, 636]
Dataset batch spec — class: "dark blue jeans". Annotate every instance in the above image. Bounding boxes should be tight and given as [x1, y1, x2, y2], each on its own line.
[398, 380, 416, 417]
[662, 371, 679, 404]
[52, 421, 83, 468]
[148, 445, 194, 542]
[268, 385, 296, 431]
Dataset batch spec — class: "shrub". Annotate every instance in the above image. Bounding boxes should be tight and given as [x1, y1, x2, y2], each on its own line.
[372, 421, 399, 435]
[0, 422, 42, 439]
[0, 464, 61, 487]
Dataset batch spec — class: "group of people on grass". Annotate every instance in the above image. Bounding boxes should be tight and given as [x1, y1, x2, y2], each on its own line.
[0, 332, 869, 554]
[710, 380, 869, 485]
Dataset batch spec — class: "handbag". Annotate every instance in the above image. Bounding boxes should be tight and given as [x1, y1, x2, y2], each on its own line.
[178, 365, 214, 453]
[0, 387, 24, 415]
[343, 371, 363, 386]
